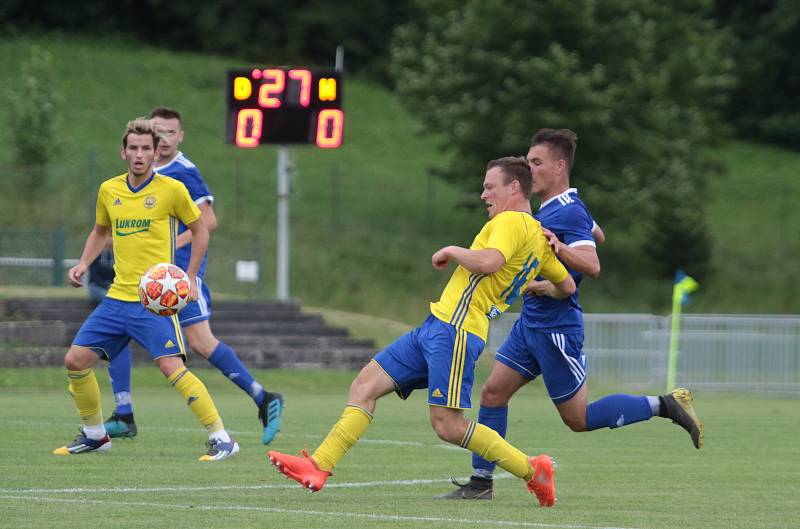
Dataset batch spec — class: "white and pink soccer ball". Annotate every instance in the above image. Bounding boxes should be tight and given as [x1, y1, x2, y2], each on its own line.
[138, 263, 191, 316]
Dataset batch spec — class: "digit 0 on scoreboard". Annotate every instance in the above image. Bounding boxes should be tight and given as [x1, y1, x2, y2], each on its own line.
[225, 68, 344, 148]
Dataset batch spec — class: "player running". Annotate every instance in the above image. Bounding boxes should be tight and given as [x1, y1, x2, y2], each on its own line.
[102, 107, 283, 446]
[54, 118, 238, 460]
[441, 129, 704, 500]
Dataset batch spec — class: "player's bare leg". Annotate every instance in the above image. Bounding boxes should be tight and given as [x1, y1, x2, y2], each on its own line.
[431, 404, 555, 506]
[555, 382, 589, 431]
[268, 360, 393, 491]
[439, 361, 529, 500]
[184, 319, 284, 445]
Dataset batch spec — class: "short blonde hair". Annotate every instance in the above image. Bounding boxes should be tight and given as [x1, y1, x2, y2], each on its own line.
[122, 117, 160, 148]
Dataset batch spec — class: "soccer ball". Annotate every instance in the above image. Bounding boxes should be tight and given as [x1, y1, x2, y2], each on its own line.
[138, 263, 191, 316]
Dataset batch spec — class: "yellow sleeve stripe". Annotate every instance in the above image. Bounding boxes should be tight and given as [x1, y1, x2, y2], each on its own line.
[447, 329, 468, 408]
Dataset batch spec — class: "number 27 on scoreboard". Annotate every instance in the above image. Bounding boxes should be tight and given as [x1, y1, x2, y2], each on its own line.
[225, 67, 344, 149]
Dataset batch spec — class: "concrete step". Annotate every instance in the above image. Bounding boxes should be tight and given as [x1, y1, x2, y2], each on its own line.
[63, 321, 352, 345]
[0, 320, 67, 345]
[214, 300, 300, 312]
[217, 334, 375, 349]
[176, 321, 351, 336]
[0, 342, 377, 370]
[125, 340, 376, 366]
[203, 310, 320, 323]
[4, 297, 299, 313]
[233, 346, 376, 370]
[1, 297, 377, 370]
[4, 298, 95, 312]
[0, 346, 65, 367]
[11, 308, 320, 325]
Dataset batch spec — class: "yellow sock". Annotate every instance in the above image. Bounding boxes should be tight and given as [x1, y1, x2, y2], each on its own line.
[312, 405, 373, 471]
[67, 369, 103, 426]
[168, 367, 224, 433]
[461, 421, 533, 481]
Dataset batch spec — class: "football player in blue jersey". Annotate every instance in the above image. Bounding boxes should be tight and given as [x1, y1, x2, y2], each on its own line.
[102, 107, 283, 445]
[441, 129, 704, 500]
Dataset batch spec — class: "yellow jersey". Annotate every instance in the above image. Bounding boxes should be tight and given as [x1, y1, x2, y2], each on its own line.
[430, 210, 568, 341]
[95, 172, 201, 301]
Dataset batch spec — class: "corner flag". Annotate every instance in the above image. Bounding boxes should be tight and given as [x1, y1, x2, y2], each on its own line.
[666, 270, 699, 391]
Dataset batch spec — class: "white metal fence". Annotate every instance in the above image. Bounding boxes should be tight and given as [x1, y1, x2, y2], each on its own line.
[487, 313, 800, 395]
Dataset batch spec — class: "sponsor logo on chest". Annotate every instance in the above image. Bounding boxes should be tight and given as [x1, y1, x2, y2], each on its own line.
[115, 218, 151, 236]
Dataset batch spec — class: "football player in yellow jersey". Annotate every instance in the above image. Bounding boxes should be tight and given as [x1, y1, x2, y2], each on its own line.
[52, 118, 239, 461]
[268, 157, 575, 506]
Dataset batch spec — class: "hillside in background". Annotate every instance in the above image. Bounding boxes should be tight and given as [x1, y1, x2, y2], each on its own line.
[0, 34, 798, 320]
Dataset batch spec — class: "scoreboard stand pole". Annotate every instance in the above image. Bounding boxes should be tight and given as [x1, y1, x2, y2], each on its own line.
[276, 146, 292, 300]
[226, 58, 344, 302]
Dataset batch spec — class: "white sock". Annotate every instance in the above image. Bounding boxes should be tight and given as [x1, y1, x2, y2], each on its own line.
[209, 429, 231, 443]
[473, 468, 494, 479]
[83, 423, 107, 440]
[646, 396, 660, 415]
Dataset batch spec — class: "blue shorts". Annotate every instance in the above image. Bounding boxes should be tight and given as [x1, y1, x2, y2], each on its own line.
[72, 297, 187, 361]
[373, 314, 485, 409]
[179, 276, 211, 326]
[496, 319, 586, 404]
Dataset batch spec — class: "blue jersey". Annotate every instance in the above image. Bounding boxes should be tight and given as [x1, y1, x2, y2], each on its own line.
[154, 152, 213, 278]
[520, 188, 596, 333]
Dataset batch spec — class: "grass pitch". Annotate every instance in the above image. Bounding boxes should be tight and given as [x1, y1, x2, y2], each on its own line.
[0, 366, 796, 529]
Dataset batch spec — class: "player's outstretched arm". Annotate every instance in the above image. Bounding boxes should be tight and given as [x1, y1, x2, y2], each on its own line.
[432, 246, 505, 274]
[68, 224, 110, 287]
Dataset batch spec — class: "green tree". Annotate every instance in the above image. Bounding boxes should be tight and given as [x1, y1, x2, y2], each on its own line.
[391, 0, 733, 279]
[1, 0, 418, 82]
[715, 0, 800, 147]
[6, 45, 62, 199]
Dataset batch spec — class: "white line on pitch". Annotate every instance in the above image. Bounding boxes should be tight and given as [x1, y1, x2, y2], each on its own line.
[0, 495, 642, 529]
[0, 474, 512, 495]
[7, 418, 449, 447]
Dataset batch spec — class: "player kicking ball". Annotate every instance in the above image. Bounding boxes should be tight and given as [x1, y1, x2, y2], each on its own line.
[268, 157, 575, 506]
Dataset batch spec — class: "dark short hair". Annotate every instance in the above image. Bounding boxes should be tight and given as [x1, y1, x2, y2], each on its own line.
[530, 128, 578, 173]
[486, 156, 532, 197]
[122, 117, 160, 148]
[149, 106, 182, 126]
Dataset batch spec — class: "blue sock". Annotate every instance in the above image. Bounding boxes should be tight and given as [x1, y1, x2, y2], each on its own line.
[108, 345, 133, 415]
[586, 394, 653, 431]
[208, 341, 267, 406]
[472, 405, 508, 476]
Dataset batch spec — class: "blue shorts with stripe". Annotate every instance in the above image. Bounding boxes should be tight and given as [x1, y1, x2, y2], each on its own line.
[72, 298, 186, 361]
[373, 314, 485, 409]
[495, 319, 586, 404]
[178, 276, 211, 326]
